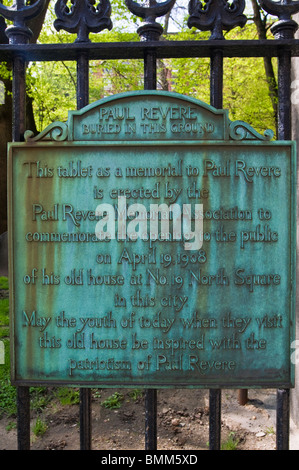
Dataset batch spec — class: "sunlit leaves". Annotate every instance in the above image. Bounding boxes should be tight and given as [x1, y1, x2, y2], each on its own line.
[23, 3, 277, 136]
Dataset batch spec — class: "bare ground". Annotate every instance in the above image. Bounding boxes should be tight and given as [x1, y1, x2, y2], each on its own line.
[0, 388, 278, 451]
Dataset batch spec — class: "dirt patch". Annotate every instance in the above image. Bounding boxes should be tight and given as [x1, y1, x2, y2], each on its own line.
[0, 388, 277, 451]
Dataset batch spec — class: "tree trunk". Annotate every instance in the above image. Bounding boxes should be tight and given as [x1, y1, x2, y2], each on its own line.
[157, 11, 172, 91]
[250, 0, 278, 131]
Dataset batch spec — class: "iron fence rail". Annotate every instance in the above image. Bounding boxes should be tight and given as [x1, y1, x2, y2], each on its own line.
[0, 39, 299, 61]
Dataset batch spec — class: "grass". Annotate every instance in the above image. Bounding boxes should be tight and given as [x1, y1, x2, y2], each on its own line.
[128, 389, 143, 401]
[0, 336, 17, 417]
[221, 432, 240, 450]
[265, 426, 275, 435]
[0, 277, 8, 290]
[0, 375, 17, 417]
[101, 392, 124, 409]
[0, 298, 9, 339]
[54, 387, 80, 405]
[0, 284, 16, 416]
[5, 421, 16, 432]
[32, 417, 48, 437]
[30, 387, 52, 412]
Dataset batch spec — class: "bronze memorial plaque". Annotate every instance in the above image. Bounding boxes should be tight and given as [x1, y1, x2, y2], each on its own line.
[8, 91, 296, 388]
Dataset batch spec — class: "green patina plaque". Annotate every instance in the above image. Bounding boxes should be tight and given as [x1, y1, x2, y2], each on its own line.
[8, 91, 296, 388]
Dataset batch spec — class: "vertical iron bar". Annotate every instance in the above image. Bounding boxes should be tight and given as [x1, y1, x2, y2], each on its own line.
[209, 48, 223, 451]
[144, 49, 157, 91]
[12, 55, 26, 142]
[238, 389, 248, 406]
[275, 48, 291, 453]
[13, 51, 31, 452]
[77, 50, 92, 451]
[4, 7, 35, 450]
[77, 51, 89, 111]
[277, 49, 292, 141]
[80, 388, 92, 450]
[209, 389, 221, 450]
[143, 44, 158, 450]
[210, 49, 223, 109]
[17, 386, 30, 450]
[145, 389, 157, 450]
[275, 28, 292, 450]
[277, 389, 290, 450]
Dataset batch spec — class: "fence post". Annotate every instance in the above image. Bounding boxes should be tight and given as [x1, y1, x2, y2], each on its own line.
[260, 0, 299, 450]
[125, 0, 177, 450]
[139, 14, 161, 456]
[77, 50, 92, 452]
[188, 0, 247, 449]
[0, 0, 46, 450]
[277, 389, 290, 450]
[145, 389, 158, 450]
[209, 42, 224, 449]
[17, 387, 30, 450]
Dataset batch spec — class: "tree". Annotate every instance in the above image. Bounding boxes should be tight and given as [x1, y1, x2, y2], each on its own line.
[0, 0, 50, 235]
[250, 0, 278, 130]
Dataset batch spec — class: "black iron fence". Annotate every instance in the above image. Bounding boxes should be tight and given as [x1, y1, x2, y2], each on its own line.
[0, 0, 298, 450]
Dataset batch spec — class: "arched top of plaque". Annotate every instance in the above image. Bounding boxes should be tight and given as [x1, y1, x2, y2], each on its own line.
[25, 91, 274, 143]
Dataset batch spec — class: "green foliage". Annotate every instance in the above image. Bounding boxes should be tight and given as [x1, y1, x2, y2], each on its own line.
[160, 25, 277, 136]
[27, 18, 277, 137]
[54, 387, 80, 405]
[221, 432, 240, 450]
[32, 417, 48, 437]
[101, 392, 124, 409]
[0, 376, 17, 417]
[0, 299, 9, 339]
[29, 387, 52, 412]
[0, 2, 278, 138]
[5, 421, 16, 432]
[129, 389, 143, 401]
[28, 60, 77, 131]
[223, 56, 277, 136]
[0, 297, 16, 416]
[0, 63, 12, 82]
[0, 277, 8, 290]
[265, 426, 275, 435]
[0, 298, 9, 322]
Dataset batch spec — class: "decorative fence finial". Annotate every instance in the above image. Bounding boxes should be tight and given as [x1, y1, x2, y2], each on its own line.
[187, 0, 247, 40]
[259, 0, 299, 38]
[125, 0, 176, 41]
[0, 0, 47, 43]
[54, 0, 112, 43]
